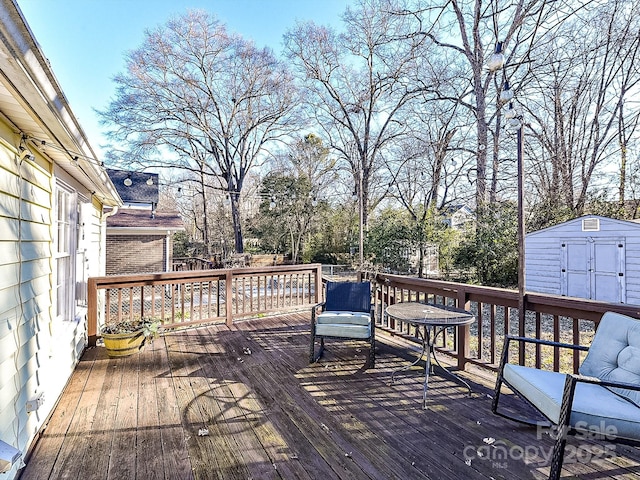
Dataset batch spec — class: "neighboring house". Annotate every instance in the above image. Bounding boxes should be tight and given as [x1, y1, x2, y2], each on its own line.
[105, 169, 184, 274]
[0, 3, 121, 478]
[526, 215, 640, 305]
[409, 244, 439, 276]
[442, 204, 474, 230]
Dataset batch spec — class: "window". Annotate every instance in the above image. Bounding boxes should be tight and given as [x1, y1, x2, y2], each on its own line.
[75, 202, 89, 308]
[54, 183, 77, 321]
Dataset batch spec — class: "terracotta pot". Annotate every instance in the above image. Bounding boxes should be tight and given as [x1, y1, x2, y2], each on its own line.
[102, 330, 145, 357]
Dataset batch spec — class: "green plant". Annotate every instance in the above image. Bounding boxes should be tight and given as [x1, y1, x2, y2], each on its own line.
[101, 318, 161, 344]
[454, 202, 517, 287]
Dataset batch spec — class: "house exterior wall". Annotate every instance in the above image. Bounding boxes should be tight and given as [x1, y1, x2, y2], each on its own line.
[106, 234, 168, 274]
[0, 4, 121, 477]
[82, 197, 107, 288]
[0, 129, 53, 475]
[526, 216, 640, 305]
[0, 128, 107, 478]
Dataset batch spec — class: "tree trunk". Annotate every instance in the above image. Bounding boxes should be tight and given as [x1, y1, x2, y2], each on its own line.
[619, 101, 627, 208]
[230, 194, 244, 253]
[198, 169, 210, 256]
[474, 69, 488, 209]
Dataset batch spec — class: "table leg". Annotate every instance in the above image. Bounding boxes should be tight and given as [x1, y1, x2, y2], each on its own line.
[430, 327, 472, 395]
[391, 326, 427, 385]
[422, 326, 432, 409]
[392, 324, 473, 409]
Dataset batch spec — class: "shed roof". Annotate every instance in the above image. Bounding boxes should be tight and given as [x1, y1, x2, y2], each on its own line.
[527, 215, 640, 238]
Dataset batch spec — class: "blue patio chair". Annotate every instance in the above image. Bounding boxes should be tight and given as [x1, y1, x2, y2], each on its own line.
[309, 281, 375, 367]
[492, 311, 640, 480]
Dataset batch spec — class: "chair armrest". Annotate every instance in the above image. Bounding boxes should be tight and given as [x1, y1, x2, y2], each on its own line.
[497, 336, 589, 377]
[556, 373, 640, 436]
[505, 335, 589, 352]
[311, 302, 326, 325]
[572, 373, 640, 393]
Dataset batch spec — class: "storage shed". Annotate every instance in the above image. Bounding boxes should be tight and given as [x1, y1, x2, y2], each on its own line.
[525, 215, 640, 305]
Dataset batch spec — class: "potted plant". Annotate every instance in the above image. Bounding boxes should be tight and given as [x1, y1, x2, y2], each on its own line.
[100, 318, 160, 357]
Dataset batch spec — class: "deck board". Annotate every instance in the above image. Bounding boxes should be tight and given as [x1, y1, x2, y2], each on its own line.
[200, 325, 312, 480]
[18, 312, 640, 480]
[63, 347, 111, 480]
[22, 346, 98, 480]
[107, 352, 139, 480]
[152, 333, 194, 480]
[135, 338, 165, 480]
[81, 354, 123, 480]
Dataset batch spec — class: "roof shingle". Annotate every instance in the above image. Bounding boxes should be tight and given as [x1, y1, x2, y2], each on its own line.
[106, 208, 184, 230]
[106, 169, 159, 204]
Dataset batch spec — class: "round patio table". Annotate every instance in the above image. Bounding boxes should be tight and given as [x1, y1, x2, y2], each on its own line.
[385, 302, 475, 409]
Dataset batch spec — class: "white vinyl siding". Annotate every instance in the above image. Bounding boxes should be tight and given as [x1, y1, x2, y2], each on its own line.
[0, 137, 105, 479]
[0, 9, 121, 478]
[0, 137, 53, 472]
[76, 200, 100, 308]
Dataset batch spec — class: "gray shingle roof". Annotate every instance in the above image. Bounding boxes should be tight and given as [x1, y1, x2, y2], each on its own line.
[106, 208, 184, 230]
[106, 169, 159, 204]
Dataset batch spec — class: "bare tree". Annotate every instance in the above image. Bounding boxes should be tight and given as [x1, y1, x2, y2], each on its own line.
[384, 96, 472, 276]
[526, 0, 640, 217]
[271, 133, 339, 196]
[100, 10, 299, 253]
[619, 99, 640, 209]
[258, 135, 338, 262]
[284, 0, 436, 231]
[412, 0, 560, 210]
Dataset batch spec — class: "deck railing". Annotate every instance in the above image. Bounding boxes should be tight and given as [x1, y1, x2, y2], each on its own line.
[366, 272, 640, 374]
[172, 256, 218, 270]
[88, 265, 640, 373]
[87, 264, 322, 345]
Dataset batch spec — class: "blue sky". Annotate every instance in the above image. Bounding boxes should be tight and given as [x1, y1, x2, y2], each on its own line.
[17, 0, 353, 157]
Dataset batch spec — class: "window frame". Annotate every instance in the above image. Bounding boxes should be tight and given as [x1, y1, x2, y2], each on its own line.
[53, 181, 78, 322]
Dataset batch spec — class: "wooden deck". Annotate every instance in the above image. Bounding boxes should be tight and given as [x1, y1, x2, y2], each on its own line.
[20, 313, 640, 480]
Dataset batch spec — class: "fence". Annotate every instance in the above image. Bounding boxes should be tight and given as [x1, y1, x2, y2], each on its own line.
[366, 272, 640, 373]
[88, 264, 322, 345]
[88, 265, 640, 373]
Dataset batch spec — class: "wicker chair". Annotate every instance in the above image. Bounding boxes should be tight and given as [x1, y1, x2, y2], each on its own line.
[309, 281, 375, 367]
[492, 311, 640, 480]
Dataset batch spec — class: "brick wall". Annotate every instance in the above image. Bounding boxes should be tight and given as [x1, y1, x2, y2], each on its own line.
[106, 234, 170, 275]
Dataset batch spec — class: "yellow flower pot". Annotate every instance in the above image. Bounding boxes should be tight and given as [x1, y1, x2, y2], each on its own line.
[102, 330, 145, 357]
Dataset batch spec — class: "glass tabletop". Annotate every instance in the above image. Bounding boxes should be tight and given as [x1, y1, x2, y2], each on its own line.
[385, 302, 474, 326]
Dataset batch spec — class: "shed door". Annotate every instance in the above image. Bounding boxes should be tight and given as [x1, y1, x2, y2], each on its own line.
[562, 240, 590, 299]
[593, 241, 625, 303]
[561, 238, 625, 303]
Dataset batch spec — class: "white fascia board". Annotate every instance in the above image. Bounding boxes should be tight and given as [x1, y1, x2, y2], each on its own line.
[0, 2, 121, 206]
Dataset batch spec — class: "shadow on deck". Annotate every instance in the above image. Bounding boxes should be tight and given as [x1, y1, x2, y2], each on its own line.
[20, 313, 640, 480]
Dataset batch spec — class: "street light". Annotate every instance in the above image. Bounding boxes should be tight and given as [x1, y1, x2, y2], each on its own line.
[514, 105, 525, 330]
[500, 81, 514, 103]
[487, 42, 505, 71]
[358, 169, 364, 266]
[489, 42, 526, 330]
